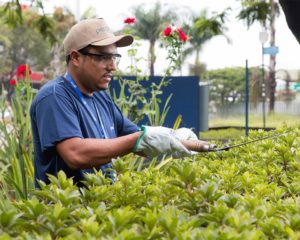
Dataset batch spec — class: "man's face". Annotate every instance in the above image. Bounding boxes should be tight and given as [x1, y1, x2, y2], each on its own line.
[76, 44, 119, 94]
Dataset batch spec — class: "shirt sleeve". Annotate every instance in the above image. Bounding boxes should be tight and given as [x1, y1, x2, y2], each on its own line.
[35, 90, 83, 152]
[120, 115, 140, 135]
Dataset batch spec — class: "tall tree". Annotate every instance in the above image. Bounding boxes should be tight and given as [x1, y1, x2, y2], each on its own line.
[0, 18, 12, 79]
[0, 4, 76, 83]
[204, 67, 246, 106]
[80, 6, 98, 20]
[237, 0, 280, 113]
[1, 0, 56, 44]
[45, 7, 76, 79]
[129, 2, 177, 76]
[0, 5, 53, 78]
[182, 9, 230, 76]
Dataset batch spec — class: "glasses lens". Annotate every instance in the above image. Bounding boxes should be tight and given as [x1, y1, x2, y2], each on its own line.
[113, 54, 121, 65]
[79, 50, 121, 65]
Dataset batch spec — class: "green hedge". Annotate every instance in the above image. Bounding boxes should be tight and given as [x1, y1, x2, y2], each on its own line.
[1, 126, 300, 239]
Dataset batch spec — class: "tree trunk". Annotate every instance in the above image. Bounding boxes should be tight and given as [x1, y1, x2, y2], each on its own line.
[149, 40, 156, 76]
[54, 43, 63, 76]
[46, 43, 63, 80]
[193, 50, 200, 76]
[267, 0, 277, 113]
[194, 49, 200, 67]
[250, 67, 260, 108]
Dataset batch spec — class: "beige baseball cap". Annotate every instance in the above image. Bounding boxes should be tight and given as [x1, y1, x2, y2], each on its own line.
[63, 18, 134, 56]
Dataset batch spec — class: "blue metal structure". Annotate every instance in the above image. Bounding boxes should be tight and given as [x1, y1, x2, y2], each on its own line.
[245, 60, 249, 136]
[109, 76, 207, 134]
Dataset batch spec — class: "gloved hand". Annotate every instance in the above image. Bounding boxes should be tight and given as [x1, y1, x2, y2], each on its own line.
[172, 128, 198, 154]
[172, 128, 217, 152]
[172, 128, 198, 141]
[133, 126, 191, 158]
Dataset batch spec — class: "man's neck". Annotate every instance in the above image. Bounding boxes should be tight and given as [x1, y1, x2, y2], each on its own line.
[67, 71, 93, 96]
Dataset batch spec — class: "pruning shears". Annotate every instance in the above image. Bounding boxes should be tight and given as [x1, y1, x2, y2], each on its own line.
[209, 130, 292, 152]
[181, 129, 292, 153]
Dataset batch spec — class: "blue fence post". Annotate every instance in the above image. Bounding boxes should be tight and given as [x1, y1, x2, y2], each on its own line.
[245, 60, 249, 137]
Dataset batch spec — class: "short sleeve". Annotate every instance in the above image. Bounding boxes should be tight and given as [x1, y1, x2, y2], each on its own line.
[34, 89, 83, 151]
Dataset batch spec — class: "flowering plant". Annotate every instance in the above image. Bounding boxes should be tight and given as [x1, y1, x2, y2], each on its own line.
[0, 63, 36, 200]
[16, 64, 32, 79]
[9, 64, 32, 86]
[161, 25, 188, 75]
[112, 18, 188, 126]
[124, 17, 135, 24]
[9, 79, 16, 86]
[113, 17, 150, 123]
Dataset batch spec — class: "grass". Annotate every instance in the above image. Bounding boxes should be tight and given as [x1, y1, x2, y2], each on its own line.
[200, 128, 244, 140]
[200, 113, 300, 140]
[208, 113, 300, 128]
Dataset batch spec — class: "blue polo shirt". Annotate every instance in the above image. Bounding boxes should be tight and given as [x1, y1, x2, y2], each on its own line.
[30, 76, 139, 188]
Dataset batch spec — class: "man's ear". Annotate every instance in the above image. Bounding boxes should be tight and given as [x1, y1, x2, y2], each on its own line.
[69, 51, 81, 67]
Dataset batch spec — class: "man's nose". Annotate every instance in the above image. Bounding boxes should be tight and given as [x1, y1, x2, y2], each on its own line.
[106, 58, 117, 70]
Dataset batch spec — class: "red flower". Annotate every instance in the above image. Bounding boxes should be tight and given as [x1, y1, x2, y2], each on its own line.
[21, 4, 28, 11]
[124, 18, 135, 24]
[16, 64, 32, 79]
[177, 28, 187, 42]
[163, 27, 172, 37]
[9, 79, 16, 86]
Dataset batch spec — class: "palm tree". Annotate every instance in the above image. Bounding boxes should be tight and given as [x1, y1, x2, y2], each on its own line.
[46, 7, 76, 78]
[237, 0, 280, 113]
[2, 1, 56, 44]
[80, 6, 98, 20]
[129, 2, 177, 76]
[182, 9, 230, 76]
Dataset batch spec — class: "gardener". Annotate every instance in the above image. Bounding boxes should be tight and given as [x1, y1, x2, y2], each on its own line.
[30, 18, 209, 188]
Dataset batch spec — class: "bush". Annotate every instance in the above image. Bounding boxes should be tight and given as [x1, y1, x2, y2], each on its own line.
[1, 126, 300, 239]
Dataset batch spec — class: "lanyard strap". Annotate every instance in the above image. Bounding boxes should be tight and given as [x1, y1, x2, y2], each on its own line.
[64, 72, 107, 138]
[92, 97, 108, 138]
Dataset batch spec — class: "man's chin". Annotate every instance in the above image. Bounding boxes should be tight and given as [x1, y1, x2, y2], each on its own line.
[97, 85, 109, 91]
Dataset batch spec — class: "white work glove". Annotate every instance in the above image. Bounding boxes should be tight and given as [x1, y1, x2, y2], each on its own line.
[172, 128, 198, 155]
[173, 128, 216, 152]
[172, 128, 198, 141]
[133, 126, 191, 158]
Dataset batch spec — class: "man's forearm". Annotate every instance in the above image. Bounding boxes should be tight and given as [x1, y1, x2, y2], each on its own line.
[56, 132, 142, 169]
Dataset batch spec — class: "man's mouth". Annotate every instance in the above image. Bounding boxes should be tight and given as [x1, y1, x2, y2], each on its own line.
[103, 74, 112, 81]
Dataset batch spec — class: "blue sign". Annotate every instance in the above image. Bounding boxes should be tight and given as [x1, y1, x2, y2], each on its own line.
[263, 46, 279, 56]
[294, 83, 300, 91]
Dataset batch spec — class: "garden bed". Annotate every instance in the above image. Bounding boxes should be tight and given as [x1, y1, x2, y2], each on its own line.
[1, 126, 300, 239]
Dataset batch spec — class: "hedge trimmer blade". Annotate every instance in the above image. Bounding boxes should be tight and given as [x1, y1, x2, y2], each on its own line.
[209, 130, 292, 152]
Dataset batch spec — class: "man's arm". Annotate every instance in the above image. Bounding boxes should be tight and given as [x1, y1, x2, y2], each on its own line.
[56, 131, 142, 169]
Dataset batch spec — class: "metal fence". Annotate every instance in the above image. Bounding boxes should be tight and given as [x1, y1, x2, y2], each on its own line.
[211, 100, 300, 118]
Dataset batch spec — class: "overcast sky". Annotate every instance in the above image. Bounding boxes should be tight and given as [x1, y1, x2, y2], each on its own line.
[42, 0, 300, 75]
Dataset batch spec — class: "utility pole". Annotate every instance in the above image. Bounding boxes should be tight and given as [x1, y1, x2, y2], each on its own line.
[259, 30, 268, 128]
[76, 0, 80, 22]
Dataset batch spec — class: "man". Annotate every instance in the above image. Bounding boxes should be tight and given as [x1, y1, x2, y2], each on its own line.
[30, 18, 211, 188]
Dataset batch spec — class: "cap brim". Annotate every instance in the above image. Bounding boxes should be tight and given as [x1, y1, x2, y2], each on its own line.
[90, 35, 134, 48]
